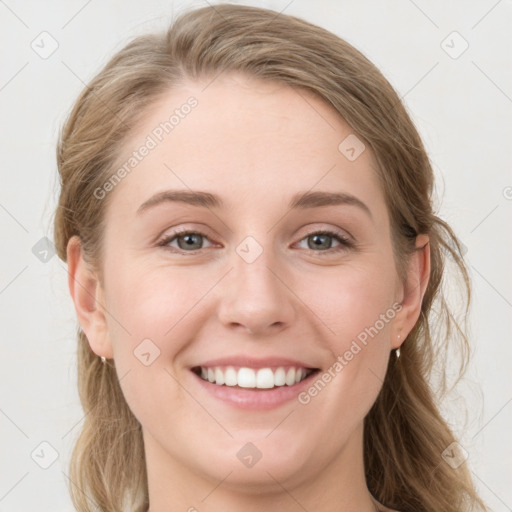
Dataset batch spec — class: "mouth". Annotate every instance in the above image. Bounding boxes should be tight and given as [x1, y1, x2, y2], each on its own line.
[191, 365, 320, 390]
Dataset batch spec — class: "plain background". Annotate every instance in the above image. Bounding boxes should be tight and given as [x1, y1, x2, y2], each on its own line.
[0, 0, 511, 510]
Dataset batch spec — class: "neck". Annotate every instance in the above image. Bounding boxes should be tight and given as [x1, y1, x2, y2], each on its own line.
[144, 424, 381, 512]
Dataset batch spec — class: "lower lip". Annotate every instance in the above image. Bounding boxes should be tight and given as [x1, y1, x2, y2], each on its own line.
[192, 371, 319, 410]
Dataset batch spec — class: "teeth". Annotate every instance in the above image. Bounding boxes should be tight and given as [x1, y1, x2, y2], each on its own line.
[214, 367, 225, 385]
[225, 367, 237, 386]
[196, 365, 312, 388]
[274, 367, 286, 386]
[238, 368, 256, 388]
[285, 368, 295, 386]
[256, 368, 274, 389]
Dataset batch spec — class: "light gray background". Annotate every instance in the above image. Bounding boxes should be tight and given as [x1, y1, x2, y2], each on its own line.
[1, 1, 511, 510]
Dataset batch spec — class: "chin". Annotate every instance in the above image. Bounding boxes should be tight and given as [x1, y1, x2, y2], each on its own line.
[198, 435, 315, 489]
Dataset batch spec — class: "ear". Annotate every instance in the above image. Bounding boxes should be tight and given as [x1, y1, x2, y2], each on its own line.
[391, 234, 430, 350]
[66, 235, 113, 359]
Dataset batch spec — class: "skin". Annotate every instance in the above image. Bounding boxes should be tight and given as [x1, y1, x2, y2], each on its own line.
[67, 73, 430, 512]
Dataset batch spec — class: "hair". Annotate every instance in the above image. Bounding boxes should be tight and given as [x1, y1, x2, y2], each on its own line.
[53, 4, 487, 512]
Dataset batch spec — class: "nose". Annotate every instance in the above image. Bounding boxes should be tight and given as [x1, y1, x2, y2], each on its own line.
[216, 245, 297, 336]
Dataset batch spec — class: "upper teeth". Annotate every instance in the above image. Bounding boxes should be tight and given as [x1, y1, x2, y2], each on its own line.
[198, 366, 311, 388]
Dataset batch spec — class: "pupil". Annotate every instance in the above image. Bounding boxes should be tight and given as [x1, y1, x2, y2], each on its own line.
[311, 234, 331, 249]
[180, 234, 201, 249]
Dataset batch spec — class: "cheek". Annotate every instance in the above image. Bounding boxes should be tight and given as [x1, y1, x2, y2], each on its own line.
[297, 270, 394, 444]
[297, 261, 395, 402]
[102, 264, 195, 430]
[298, 260, 396, 347]
[104, 260, 195, 339]
[297, 262, 395, 417]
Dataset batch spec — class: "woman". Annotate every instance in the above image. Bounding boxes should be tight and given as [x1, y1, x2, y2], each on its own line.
[53, 4, 487, 511]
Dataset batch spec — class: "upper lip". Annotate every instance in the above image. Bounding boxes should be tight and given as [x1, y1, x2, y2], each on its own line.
[191, 355, 319, 370]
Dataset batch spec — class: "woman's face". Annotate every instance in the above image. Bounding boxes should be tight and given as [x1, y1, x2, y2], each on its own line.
[71, 74, 427, 497]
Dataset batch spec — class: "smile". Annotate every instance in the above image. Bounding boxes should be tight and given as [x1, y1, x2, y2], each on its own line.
[192, 365, 316, 389]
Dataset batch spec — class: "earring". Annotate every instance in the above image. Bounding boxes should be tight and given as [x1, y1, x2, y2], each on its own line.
[396, 333, 401, 359]
[100, 356, 106, 364]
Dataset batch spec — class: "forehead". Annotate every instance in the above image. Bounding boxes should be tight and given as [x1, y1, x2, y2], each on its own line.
[106, 73, 386, 222]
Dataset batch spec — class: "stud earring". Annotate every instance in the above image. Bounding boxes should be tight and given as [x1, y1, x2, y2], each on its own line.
[100, 356, 106, 364]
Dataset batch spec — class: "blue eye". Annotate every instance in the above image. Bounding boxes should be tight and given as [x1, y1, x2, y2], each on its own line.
[297, 230, 354, 254]
[157, 229, 354, 255]
[158, 230, 214, 252]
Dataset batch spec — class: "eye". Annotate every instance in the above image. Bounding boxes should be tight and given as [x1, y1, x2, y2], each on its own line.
[157, 230, 215, 253]
[296, 229, 354, 255]
[157, 228, 354, 255]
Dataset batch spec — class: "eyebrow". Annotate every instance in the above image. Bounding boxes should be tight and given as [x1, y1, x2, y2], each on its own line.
[136, 189, 372, 220]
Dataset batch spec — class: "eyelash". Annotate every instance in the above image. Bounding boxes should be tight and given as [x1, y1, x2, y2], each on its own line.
[156, 228, 355, 256]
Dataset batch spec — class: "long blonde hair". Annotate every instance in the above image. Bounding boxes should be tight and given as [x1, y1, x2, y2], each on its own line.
[53, 4, 487, 511]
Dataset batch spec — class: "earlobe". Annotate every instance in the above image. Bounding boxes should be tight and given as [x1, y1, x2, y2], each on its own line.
[392, 234, 431, 349]
[66, 236, 113, 359]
